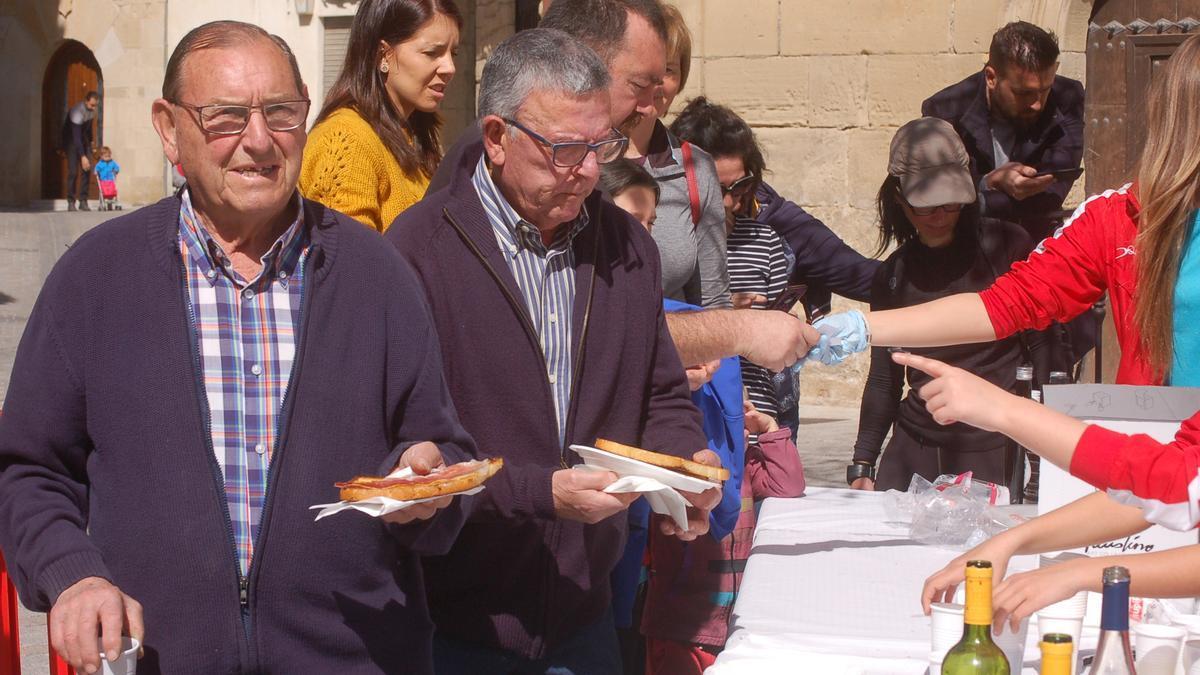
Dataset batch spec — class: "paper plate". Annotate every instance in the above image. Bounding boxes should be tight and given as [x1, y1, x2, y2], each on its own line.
[569, 444, 721, 493]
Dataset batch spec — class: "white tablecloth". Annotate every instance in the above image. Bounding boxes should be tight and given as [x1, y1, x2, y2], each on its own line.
[708, 487, 1058, 675]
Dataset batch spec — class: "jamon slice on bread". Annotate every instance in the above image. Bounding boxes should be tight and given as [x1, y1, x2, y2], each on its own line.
[594, 439, 729, 483]
[336, 458, 504, 501]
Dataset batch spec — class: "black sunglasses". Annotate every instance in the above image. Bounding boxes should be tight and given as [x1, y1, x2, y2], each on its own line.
[721, 174, 758, 200]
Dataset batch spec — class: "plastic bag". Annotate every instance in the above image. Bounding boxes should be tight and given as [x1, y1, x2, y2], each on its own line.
[893, 472, 1017, 549]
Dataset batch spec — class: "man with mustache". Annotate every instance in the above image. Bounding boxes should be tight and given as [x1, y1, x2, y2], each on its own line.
[387, 27, 724, 673]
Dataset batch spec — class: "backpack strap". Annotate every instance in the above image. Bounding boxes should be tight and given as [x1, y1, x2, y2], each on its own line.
[680, 141, 702, 229]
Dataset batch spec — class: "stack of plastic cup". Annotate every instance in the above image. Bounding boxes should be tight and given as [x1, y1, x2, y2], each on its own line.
[99, 636, 139, 675]
[930, 602, 964, 660]
[1033, 553, 1090, 675]
[1036, 594, 1088, 675]
[1170, 615, 1200, 674]
[928, 649, 945, 674]
[1134, 622, 1186, 675]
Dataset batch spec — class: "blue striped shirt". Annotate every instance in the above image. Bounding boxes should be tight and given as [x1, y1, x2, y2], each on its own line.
[178, 190, 309, 575]
[472, 156, 588, 445]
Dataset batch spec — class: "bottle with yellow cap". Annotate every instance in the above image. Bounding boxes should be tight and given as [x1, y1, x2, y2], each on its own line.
[942, 560, 1010, 674]
[1040, 633, 1073, 675]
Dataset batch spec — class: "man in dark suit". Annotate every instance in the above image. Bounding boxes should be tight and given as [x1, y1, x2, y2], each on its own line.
[923, 21, 1084, 244]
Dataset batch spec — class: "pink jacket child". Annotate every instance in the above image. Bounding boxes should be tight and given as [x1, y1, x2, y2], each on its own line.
[641, 406, 807, 674]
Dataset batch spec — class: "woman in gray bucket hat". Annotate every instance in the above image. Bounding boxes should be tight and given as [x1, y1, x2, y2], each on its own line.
[848, 117, 1039, 492]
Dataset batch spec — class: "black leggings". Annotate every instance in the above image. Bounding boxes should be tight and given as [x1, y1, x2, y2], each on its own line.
[874, 423, 1011, 492]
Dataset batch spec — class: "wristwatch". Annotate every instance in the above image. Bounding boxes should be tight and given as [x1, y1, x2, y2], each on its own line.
[846, 461, 876, 486]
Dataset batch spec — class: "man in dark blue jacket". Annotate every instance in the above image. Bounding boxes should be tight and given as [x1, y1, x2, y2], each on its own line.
[0, 21, 473, 674]
[922, 21, 1084, 244]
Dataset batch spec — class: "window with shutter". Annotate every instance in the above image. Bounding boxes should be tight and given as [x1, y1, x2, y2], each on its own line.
[322, 16, 355, 98]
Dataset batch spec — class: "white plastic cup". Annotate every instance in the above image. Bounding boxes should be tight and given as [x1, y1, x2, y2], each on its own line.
[1184, 639, 1200, 675]
[99, 636, 139, 675]
[1135, 623, 1186, 675]
[993, 615, 1029, 673]
[930, 602, 964, 655]
[1038, 613, 1084, 675]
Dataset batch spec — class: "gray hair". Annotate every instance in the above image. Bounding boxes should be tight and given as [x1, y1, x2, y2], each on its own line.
[477, 28, 611, 121]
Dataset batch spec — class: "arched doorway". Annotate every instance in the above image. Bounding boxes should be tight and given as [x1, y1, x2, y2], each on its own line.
[41, 40, 103, 200]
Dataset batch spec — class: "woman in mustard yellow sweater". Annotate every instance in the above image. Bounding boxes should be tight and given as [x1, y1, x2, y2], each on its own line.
[301, 0, 461, 232]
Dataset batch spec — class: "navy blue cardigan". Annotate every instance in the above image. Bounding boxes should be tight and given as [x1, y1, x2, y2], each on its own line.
[0, 196, 476, 673]
[386, 161, 706, 659]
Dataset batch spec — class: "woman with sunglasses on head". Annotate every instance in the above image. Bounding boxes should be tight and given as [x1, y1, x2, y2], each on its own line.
[849, 117, 1035, 491]
[301, 0, 460, 232]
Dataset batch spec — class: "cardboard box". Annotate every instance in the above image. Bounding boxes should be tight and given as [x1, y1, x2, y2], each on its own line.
[1040, 384, 1200, 616]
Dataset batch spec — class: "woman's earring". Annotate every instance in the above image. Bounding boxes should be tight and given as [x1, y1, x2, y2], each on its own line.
[380, 61, 390, 74]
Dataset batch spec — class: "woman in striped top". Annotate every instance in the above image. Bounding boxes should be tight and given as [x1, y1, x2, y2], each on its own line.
[671, 98, 794, 420]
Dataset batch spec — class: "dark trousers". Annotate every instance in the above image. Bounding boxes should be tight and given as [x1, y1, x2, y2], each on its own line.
[66, 146, 91, 204]
[433, 608, 622, 675]
[874, 423, 1010, 492]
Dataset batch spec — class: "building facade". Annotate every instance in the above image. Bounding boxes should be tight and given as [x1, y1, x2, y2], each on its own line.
[0, 0, 1115, 402]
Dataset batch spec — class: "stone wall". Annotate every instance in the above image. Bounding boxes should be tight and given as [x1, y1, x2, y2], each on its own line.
[663, 0, 1092, 405]
[0, 0, 168, 206]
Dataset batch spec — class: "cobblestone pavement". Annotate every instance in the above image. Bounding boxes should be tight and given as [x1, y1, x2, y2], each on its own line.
[0, 209, 862, 674]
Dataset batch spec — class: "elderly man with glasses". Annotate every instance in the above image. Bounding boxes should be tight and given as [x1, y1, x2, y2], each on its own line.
[0, 20, 477, 674]
[387, 28, 722, 674]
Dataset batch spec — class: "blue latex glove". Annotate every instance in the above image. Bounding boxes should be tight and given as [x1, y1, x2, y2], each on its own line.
[803, 310, 870, 366]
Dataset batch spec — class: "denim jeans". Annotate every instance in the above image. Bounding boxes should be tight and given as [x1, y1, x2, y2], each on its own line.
[433, 608, 621, 675]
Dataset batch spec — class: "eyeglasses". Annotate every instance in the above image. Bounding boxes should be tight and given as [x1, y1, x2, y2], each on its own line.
[173, 99, 311, 135]
[721, 174, 758, 200]
[503, 118, 629, 167]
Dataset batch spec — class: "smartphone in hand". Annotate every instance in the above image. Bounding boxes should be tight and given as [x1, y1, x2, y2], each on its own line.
[1034, 167, 1084, 182]
[766, 283, 807, 312]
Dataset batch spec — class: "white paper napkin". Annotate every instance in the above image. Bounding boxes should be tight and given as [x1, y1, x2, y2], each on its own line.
[310, 466, 485, 521]
[577, 466, 692, 531]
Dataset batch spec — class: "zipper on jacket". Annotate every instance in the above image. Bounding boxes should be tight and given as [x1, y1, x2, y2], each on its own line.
[559, 225, 600, 466]
[239, 576, 249, 610]
[176, 252, 251, 641]
[442, 209, 564, 460]
[242, 247, 317, 644]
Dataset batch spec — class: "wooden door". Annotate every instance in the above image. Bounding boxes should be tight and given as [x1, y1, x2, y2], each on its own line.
[42, 40, 103, 200]
[1085, 1, 1200, 381]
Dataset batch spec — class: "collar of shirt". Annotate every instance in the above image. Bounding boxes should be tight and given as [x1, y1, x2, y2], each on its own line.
[641, 120, 678, 170]
[178, 188, 308, 289]
[471, 155, 589, 260]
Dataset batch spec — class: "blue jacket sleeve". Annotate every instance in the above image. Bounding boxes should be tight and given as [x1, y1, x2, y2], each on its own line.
[756, 183, 879, 303]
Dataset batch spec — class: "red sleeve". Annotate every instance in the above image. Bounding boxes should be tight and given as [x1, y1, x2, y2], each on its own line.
[1069, 411, 1200, 531]
[979, 192, 1118, 339]
[746, 428, 806, 499]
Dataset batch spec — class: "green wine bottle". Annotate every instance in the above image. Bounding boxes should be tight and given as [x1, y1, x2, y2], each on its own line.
[942, 560, 1011, 675]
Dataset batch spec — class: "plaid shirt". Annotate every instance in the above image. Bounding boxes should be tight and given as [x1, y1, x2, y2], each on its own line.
[178, 190, 309, 575]
[472, 156, 588, 446]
